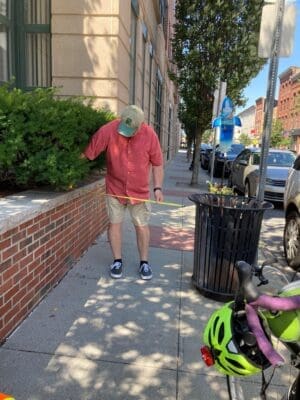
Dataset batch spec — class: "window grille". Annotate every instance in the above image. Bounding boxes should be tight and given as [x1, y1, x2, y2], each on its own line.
[0, 0, 51, 89]
[154, 69, 163, 139]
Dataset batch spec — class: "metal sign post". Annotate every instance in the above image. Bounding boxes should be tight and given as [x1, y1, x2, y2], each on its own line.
[257, 0, 285, 203]
[210, 80, 226, 182]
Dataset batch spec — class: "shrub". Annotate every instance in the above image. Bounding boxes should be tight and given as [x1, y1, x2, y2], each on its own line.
[0, 85, 115, 190]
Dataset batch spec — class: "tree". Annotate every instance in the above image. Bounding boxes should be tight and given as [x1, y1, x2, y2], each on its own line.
[239, 133, 252, 147]
[202, 129, 213, 144]
[170, 0, 266, 184]
[270, 119, 290, 149]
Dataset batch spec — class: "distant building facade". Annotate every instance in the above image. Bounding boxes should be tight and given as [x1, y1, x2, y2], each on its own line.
[277, 66, 300, 153]
[0, 0, 180, 161]
[254, 97, 266, 137]
[235, 66, 300, 153]
[237, 105, 256, 138]
[248, 97, 278, 143]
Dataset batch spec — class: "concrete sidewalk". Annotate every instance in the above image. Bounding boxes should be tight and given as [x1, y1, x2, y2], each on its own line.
[0, 150, 293, 399]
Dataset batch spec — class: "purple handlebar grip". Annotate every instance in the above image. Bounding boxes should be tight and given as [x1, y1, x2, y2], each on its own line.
[250, 294, 300, 311]
[245, 303, 285, 366]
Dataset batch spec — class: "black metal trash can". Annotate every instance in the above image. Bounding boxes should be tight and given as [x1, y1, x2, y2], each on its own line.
[189, 193, 273, 302]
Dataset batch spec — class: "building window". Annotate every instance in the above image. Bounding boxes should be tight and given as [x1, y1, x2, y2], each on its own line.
[159, 0, 166, 25]
[159, 0, 168, 40]
[167, 106, 172, 160]
[0, 0, 51, 89]
[141, 22, 147, 110]
[147, 42, 153, 124]
[129, 1, 138, 104]
[0, 0, 11, 83]
[154, 69, 163, 139]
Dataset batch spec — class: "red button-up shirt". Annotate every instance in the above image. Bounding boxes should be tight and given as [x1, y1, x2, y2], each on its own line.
[83, 119, 163, 204]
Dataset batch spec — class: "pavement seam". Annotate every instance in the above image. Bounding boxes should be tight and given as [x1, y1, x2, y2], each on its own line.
[175, 195, 188, 400]
[1, 346, 193, 374]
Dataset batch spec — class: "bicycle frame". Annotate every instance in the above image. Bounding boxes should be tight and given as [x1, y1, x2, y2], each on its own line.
[281, 341, 300, 400]
[201, 260, 300, 399]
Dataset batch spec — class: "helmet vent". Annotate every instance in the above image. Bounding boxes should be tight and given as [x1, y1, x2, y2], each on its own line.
[208, 329, 213, 348]
[226, 357, 245, 370]
[217, 358, 230, 374]
[213, 316, 219, 335]
[218, 322, 225, 343]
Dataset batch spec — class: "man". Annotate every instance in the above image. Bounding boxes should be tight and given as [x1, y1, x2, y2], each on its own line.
[81, 105, 164, 280]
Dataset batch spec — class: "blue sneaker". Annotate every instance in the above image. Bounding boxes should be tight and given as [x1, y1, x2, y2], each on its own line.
[139, 263, 153, 280]
[110, 261, 123, 279]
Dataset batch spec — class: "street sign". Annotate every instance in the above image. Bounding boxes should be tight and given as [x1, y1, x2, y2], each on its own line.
[212, 80, 227, 119]
[258, 0, 296, 57]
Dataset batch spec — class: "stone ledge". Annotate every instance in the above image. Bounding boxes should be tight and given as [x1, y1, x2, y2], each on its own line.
[0, 179, 104, 235]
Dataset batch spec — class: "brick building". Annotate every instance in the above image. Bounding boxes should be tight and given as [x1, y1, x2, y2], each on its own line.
[254, 97, 266, 137]
[242, 66, 300, 152]
[251, 97, 277, 143]
[0, 0, 180, 161]
[277, 66, 300, 153]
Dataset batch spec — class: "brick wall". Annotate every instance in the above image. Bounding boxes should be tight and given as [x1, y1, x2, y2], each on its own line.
[0, 182, 109, 344]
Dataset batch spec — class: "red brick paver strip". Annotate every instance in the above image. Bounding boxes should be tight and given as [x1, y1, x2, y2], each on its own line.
[149, 225, 194, 251]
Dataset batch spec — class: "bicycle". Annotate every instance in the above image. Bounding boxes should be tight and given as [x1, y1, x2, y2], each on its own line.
[200, 259, 300, 400]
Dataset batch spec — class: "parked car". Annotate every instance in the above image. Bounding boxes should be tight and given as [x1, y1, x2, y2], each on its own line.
[208, 143, 245, 177]
[283, 154, 300, 269]
[200, 143, 213, 170]
[189, 143, 212, 171]
[228, 148, 296, 203]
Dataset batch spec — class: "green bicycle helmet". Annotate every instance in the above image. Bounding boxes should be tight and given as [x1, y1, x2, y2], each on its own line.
[202, 302, 270, 377]
[264, 280, 300, 342]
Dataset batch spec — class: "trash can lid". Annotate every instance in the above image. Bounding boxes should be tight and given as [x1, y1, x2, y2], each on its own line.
[188, 193, 274, 211]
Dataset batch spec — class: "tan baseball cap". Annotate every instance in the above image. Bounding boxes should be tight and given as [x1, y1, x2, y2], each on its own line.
[118, 105, 144, 137]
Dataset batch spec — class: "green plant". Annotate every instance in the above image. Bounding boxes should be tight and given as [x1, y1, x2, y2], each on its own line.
[0, 85, 115, 190]
[207, 181, 235, 195]
[270, 119, 291, 149]
[239, 132, 252, 147]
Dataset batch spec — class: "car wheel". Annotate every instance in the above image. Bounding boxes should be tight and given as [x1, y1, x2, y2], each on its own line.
[244, 181, 251, 198]
[283, 210, 300, 269]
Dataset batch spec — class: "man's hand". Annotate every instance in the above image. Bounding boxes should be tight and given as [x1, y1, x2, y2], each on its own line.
[80, 153, 87, 159]
[154, 188, 164, 203]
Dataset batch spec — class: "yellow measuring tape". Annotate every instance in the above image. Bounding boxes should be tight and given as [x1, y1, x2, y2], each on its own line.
[105, 194, 183, 207]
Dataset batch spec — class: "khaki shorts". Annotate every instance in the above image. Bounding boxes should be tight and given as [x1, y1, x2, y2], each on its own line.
[106, 196, 151, 226]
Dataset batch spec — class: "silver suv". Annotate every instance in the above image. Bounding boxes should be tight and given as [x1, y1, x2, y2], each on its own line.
[283, 154, 300, 269]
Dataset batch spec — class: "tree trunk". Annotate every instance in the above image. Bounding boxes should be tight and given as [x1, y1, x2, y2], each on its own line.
[191, 127, 202, 185]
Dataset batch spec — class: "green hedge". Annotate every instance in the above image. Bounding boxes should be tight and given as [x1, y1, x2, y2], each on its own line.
[0, 85, 115, 190]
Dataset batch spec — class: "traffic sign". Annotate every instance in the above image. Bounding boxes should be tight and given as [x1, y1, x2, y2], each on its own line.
[258, 0, 296, 57]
